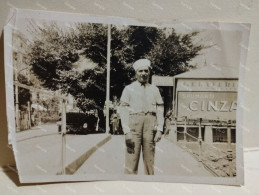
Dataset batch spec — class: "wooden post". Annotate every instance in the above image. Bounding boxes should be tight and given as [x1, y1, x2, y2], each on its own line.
[227, 121, 233, 177]
[184, 116, 187, 147]
[174, 117, 177, 143]
[105, 24, 111, 134]
[27, 101, 31, 129]
[198, 118, 202, 163]
[37, 93, 41, 125]
[61, 99, 67, 174]
[15, 69, 20, 132]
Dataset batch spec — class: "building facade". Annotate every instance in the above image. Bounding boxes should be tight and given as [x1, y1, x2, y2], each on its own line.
[153, 66, 238, 144]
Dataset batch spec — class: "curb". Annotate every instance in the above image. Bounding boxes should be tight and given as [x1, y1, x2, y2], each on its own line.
[16, 132, 58, 142]
[63, 135, 112, 175]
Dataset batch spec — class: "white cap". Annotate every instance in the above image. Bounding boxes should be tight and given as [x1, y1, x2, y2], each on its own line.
[132, 59, 151, 71]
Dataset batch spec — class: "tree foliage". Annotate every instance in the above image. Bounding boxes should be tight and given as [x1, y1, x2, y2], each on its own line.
[28, 22, 205, 116]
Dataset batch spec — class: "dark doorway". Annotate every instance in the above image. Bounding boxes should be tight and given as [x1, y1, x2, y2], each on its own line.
[158, 86, 174, 116]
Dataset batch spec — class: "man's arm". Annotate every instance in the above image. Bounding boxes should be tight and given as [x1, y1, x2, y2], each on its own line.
[119, 88, 135, 154]
[118, 102, 130, 134]
[154, 104, 164, 142]
[154, 87, 164, 142]
[119, 87, 131, 134]
[156, 104, 164, 132]
[155, 87, 164, 132]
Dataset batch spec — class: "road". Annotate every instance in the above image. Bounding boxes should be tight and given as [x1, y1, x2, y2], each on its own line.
[16, 124, 63, 176]
[75, 135, 212, 176]
[15, 124, 212, 177]
[15, 123, 110, 176]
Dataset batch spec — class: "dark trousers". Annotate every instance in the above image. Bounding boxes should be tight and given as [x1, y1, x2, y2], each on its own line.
[125, 114, 157, 175]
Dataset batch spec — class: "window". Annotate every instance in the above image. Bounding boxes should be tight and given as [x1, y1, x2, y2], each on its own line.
[177, 126, 205, 142]
[213, 128, 236, 143]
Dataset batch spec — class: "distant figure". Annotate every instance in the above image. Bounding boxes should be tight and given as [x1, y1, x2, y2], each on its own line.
[31, 110, 35, 127]
[112, 96, 120, 110]
[110, 110, 120, 135]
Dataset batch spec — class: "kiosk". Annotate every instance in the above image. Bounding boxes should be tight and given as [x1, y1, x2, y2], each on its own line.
[172, 66, 238, 144]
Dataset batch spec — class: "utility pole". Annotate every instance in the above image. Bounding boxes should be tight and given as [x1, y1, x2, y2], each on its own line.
[61, 99, 67, 174]
[105, 24, 111, 134]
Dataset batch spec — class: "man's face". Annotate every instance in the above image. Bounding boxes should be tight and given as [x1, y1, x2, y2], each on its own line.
[135, 67, 150, 84]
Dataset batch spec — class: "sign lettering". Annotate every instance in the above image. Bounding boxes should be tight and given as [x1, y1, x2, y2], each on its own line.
[177, 79, 238, 91]
[177, 92, 237, 120]
[189, 100, 237, 112]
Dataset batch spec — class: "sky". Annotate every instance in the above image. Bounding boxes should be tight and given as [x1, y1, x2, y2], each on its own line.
[14, 12, 244, 73]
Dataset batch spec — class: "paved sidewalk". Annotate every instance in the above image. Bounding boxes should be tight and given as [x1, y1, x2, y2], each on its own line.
[15, 123, 59, 142]
[64, 134, 111, 174]
[76, 135, 212, 176]
[16, 131, 111, 176]
[154, 137, 212, 176]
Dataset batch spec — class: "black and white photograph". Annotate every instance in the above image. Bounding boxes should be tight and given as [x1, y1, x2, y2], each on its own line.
[5, 9, 250, 184]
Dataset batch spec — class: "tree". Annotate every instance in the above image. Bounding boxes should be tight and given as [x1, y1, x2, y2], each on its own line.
[109, 25, 166, 98]
[27, 22, 205, 127]
[30, 22, 80, 91]
[147, 30, 203, 76]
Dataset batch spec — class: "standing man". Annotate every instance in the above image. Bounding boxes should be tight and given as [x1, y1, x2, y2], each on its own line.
[120, 59, 164, 175]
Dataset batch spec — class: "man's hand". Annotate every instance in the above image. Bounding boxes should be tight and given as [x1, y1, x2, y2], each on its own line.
[125, 131, 132, 140]
[154, 131, 162, 142]
[125, 132, 135, 154]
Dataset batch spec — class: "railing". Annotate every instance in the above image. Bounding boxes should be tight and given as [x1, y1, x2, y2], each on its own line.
[169, 117, 235, 177]
[14, 80, 68, 174]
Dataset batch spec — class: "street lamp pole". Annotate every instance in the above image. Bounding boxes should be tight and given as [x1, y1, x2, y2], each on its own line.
[105, 24, 111, 134]
[61, 99, 67, 174]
